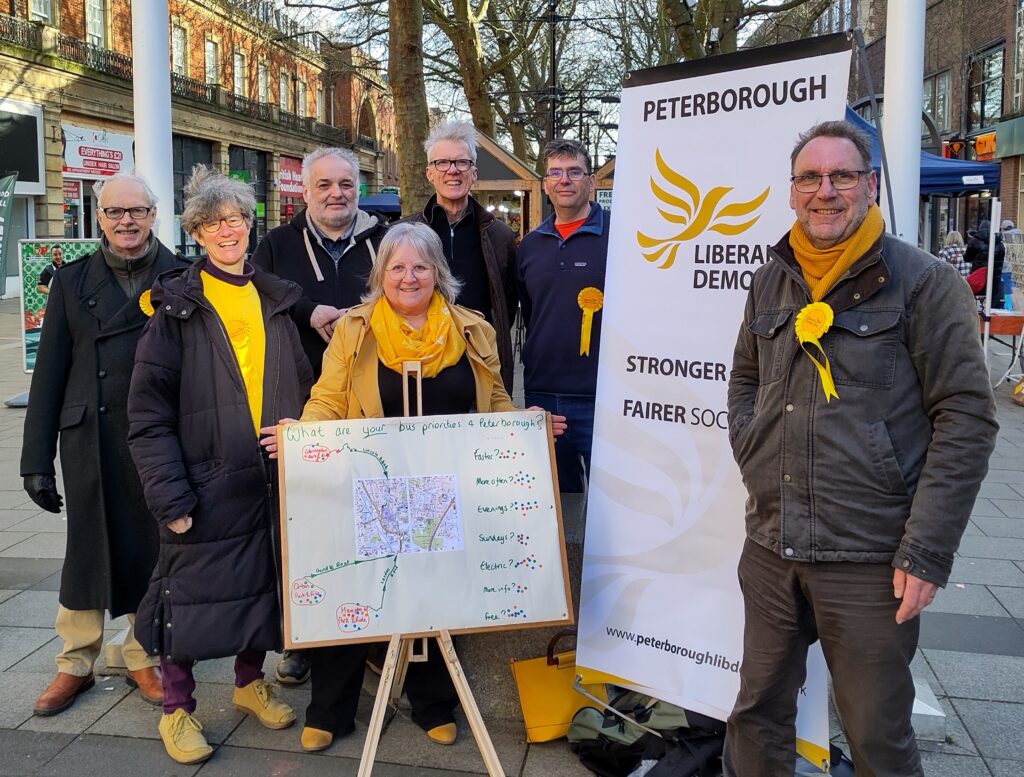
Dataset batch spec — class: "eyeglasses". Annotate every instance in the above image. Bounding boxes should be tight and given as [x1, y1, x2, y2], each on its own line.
[99, 206, 153, 220]
[386, 263, 433, 278]
[790, 170, 870, 193]
[428, 159, 474, 172]
[544, 167, 588, 181]
[200, 214, 248, 233]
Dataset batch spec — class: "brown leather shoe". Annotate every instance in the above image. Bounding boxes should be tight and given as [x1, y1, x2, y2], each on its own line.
[126, 666, 163, 706]
[34, 672, 95, 716]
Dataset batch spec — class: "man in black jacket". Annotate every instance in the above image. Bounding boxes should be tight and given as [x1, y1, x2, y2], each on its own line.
[253, 147, 387, 381]
[400, 120, 518, 392]
[21, 173, 186, 715]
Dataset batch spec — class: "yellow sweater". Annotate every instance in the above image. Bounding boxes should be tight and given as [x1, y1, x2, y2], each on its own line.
[201, 270, 265, 434]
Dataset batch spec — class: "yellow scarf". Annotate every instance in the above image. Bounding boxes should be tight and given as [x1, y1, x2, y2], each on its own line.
[787, 203, 884, 402]
[789, 203, 884, 301]
[369, 291, 466, 377]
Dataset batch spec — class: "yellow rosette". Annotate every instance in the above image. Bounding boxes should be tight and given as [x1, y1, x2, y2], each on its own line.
[794, 301, 839, 402]
[577, 287, 604, 356]
[139, 289, 154, 317]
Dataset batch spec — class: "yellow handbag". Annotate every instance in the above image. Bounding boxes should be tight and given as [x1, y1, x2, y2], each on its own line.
[509, 628, 608, 743]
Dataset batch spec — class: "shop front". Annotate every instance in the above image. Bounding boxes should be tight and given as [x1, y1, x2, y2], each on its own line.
[229, 146, 268, 253]
[61, 121, 135, 242]
[172, 135, 214, 256]
[0, 98, 45, 296]
[279, 155, 304, 224]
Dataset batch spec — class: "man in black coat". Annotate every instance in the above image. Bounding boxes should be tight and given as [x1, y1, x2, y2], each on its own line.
[400, 120, 518, 392]
[252, 146, 386, 685]
[20, 173, 187, 715]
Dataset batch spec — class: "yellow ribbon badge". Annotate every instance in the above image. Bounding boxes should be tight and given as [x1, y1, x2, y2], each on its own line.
[139, 289, 154, 317]
[794, 301, 839, 402]
[577, 287, 604, 356]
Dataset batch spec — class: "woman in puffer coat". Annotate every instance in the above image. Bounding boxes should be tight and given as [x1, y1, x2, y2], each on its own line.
[127, 166, 312, 765]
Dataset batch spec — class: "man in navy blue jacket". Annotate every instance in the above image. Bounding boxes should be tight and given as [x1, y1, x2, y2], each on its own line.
[517, 139, 609, 492]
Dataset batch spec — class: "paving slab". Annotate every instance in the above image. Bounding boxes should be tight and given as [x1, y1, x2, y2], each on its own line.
[0, 533, 66, 559]
[956, 536, 1024, 562]
[0, 589, 59, 627]
[918, 751, 993, 777]
[0, 672, 50, 728]
[35, 733, 203, 777]
[972, 517, 1024, 539]
[27, 570, 61, 592]
[915, 694, 977, 757]
[988, 499, 1024, 519]
[929, 583, 1009, 617]
[988, 759, 1023, 776]
[982, 469, 1024, 484]
[923, 650, 1024, 702]
[521, 738, 594, 776]
[976, 483, 1022, 500]
[0, 531, 39, 552]
[988, 586, 1024, 619]
[0, 509, 42, 530]
[0, 558, 63, 590]
[218, 683, 312, 752]
[9, 513, 67, 533]
[972, 498, 1009, 518]
[191, 745, 460, 776]
[948, 558, 1024, 586]
[0, 588, 19, 603]
[920, 613, 1024, 657]
[8, 630, 122, 674]
[0, 729, 76, 777]
[18, 674, 133, 735]
[951, 699, 1024, 760]
[0, 626, 59, 672]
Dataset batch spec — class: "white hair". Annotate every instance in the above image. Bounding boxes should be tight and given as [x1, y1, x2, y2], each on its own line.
[92, 173, 158, 207]
[424, 120, 478, 163]
[302, 147, 360, 189]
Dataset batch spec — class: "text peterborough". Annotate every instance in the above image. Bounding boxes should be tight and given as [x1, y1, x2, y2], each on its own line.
[643, 75, 827, 122]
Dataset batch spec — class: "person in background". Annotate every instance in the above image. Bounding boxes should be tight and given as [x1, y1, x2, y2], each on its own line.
[127, 166, 312, 765]
[259, 222, 564, 752]
[937, 230, 969, 278]
[21, 173, 184, 717]
[252, 146, 387, 685]
[517, 138, 608, 493]
[1001, 218, 1022, 235]
[724, 120, 997, 777]
[37, 245, 64, 295]
[966, 220, 1006, 304]
[401, 120, 518, 392]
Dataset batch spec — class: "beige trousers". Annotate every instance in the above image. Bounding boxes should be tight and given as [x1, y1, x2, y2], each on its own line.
[54, 605, 157, 676]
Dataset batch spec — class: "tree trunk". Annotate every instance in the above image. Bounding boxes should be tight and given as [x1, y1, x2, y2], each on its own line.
[388, 0, 433, 215]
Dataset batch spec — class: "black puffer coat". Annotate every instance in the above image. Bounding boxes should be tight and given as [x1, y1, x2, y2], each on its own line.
[127, 259, 313, 662]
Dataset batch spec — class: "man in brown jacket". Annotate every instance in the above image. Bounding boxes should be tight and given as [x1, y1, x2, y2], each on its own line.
[400, 120, 518, 392]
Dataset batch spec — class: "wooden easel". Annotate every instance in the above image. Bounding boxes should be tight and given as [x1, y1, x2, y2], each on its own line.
[357, 361, 505, 777]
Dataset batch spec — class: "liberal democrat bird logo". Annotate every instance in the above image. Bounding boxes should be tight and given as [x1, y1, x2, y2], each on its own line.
[637, 149, 770, 269]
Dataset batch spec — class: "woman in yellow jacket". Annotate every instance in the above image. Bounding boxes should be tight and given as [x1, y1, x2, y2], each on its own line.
[264, 222, 564, 751]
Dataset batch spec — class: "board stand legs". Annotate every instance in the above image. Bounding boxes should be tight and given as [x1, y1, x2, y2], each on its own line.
[357, 631, 505, 777]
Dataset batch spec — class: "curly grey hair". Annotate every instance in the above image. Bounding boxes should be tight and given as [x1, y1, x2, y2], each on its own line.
[302, 147, 360, 190]
[92, 173, 158, 207]
[180, 165, 256, 236]
[424, 120, 478, 163]
[363, 222, 463, 305]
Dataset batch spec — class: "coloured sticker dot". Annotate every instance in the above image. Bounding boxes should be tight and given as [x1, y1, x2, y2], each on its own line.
[512, 471, 536, 489]
[515, 532, 529, 546]
[513, 554, 541, 570]
[514, 583, 528, 594]
[511, 500, 540, 517]
[502, 606, 527, 620]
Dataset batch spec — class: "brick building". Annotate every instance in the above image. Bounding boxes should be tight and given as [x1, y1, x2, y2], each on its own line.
[0, 0, 396, 292]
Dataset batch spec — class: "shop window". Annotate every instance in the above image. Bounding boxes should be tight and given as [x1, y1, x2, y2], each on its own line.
[923, 71, 950, 134]
[171, 25, 187, 76]
[967, 47, 1004, 133]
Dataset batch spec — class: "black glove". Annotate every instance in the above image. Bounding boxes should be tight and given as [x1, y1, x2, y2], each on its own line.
[24, 474, 63, 513]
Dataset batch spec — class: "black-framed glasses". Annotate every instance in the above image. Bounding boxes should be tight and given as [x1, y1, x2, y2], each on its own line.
[790, 170, 870, 193]
[544, 167, 588, 181]
[99, 206, 153, 220]
[200, 213, 248, 233]
[429, 158, 474, 172]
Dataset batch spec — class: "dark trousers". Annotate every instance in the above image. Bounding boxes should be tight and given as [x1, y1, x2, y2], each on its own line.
[723, 540, 923, 777]
[305, 639, 459, 735]
[524, 392, 594, 493]
[161, 650, 265, 715]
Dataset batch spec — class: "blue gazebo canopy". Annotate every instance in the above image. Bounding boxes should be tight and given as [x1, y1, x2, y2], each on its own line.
[846, 108, 1000, 197]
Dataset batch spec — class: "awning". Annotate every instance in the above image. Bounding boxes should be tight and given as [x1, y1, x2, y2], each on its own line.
[359, 192, 401, 215]
[846, 108, 1000, 197]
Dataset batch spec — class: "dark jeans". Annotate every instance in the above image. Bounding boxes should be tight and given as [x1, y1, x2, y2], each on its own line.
[305, 639, 458, 735]
[161, 650, 265, 715]
[524, 392, 594, 493]
[723, 540, 923, 777]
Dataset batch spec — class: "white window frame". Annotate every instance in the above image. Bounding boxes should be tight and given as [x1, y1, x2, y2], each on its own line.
[296, 79, 307, 118]
[279, 72, 290, 112]
[316, 86, 323, 122]
[257, 62, 268, 104]
[233, 51, 246, 97]
[923, 70, 951, 134]
[85, 0, 106, 47]
[1015, 1, 1024, 111]
[30, 0, 51, 23]
[171, 25, 187, 77]
[204, 39, 219, 86]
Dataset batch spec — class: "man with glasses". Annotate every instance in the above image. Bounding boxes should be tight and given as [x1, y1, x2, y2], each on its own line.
[723, 121, 997, 776]
[401, 120, 518, 391]
[516, 138, 609, 493]
[21, 173, 186, 716]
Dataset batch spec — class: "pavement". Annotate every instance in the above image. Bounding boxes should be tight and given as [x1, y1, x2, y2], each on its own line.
[0, 294, 1022, 776]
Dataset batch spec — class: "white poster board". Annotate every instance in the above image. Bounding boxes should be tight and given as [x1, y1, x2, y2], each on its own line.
[279, 411, 572, 646]
[577, 35, 853, 768]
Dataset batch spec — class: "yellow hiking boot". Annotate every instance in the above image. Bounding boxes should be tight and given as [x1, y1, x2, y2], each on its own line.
[232, 678, 296, 729]
[159, 709, 213, 764]
[300, 726, 334, 751]
[427, 722, 457, 745]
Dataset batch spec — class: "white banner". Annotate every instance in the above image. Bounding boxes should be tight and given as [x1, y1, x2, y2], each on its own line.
[62, 122, 134, 178]
[577, 36, 852, 766]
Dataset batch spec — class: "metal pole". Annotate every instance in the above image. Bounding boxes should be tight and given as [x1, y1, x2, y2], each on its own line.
[983, 199, 1001, 364]
[131, 0, 175, 250]
[879, 1, 925, 244]
[549, 0, 557, 144]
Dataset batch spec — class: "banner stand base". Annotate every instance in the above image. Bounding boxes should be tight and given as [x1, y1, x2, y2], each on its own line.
[5, 391, 27, 408]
